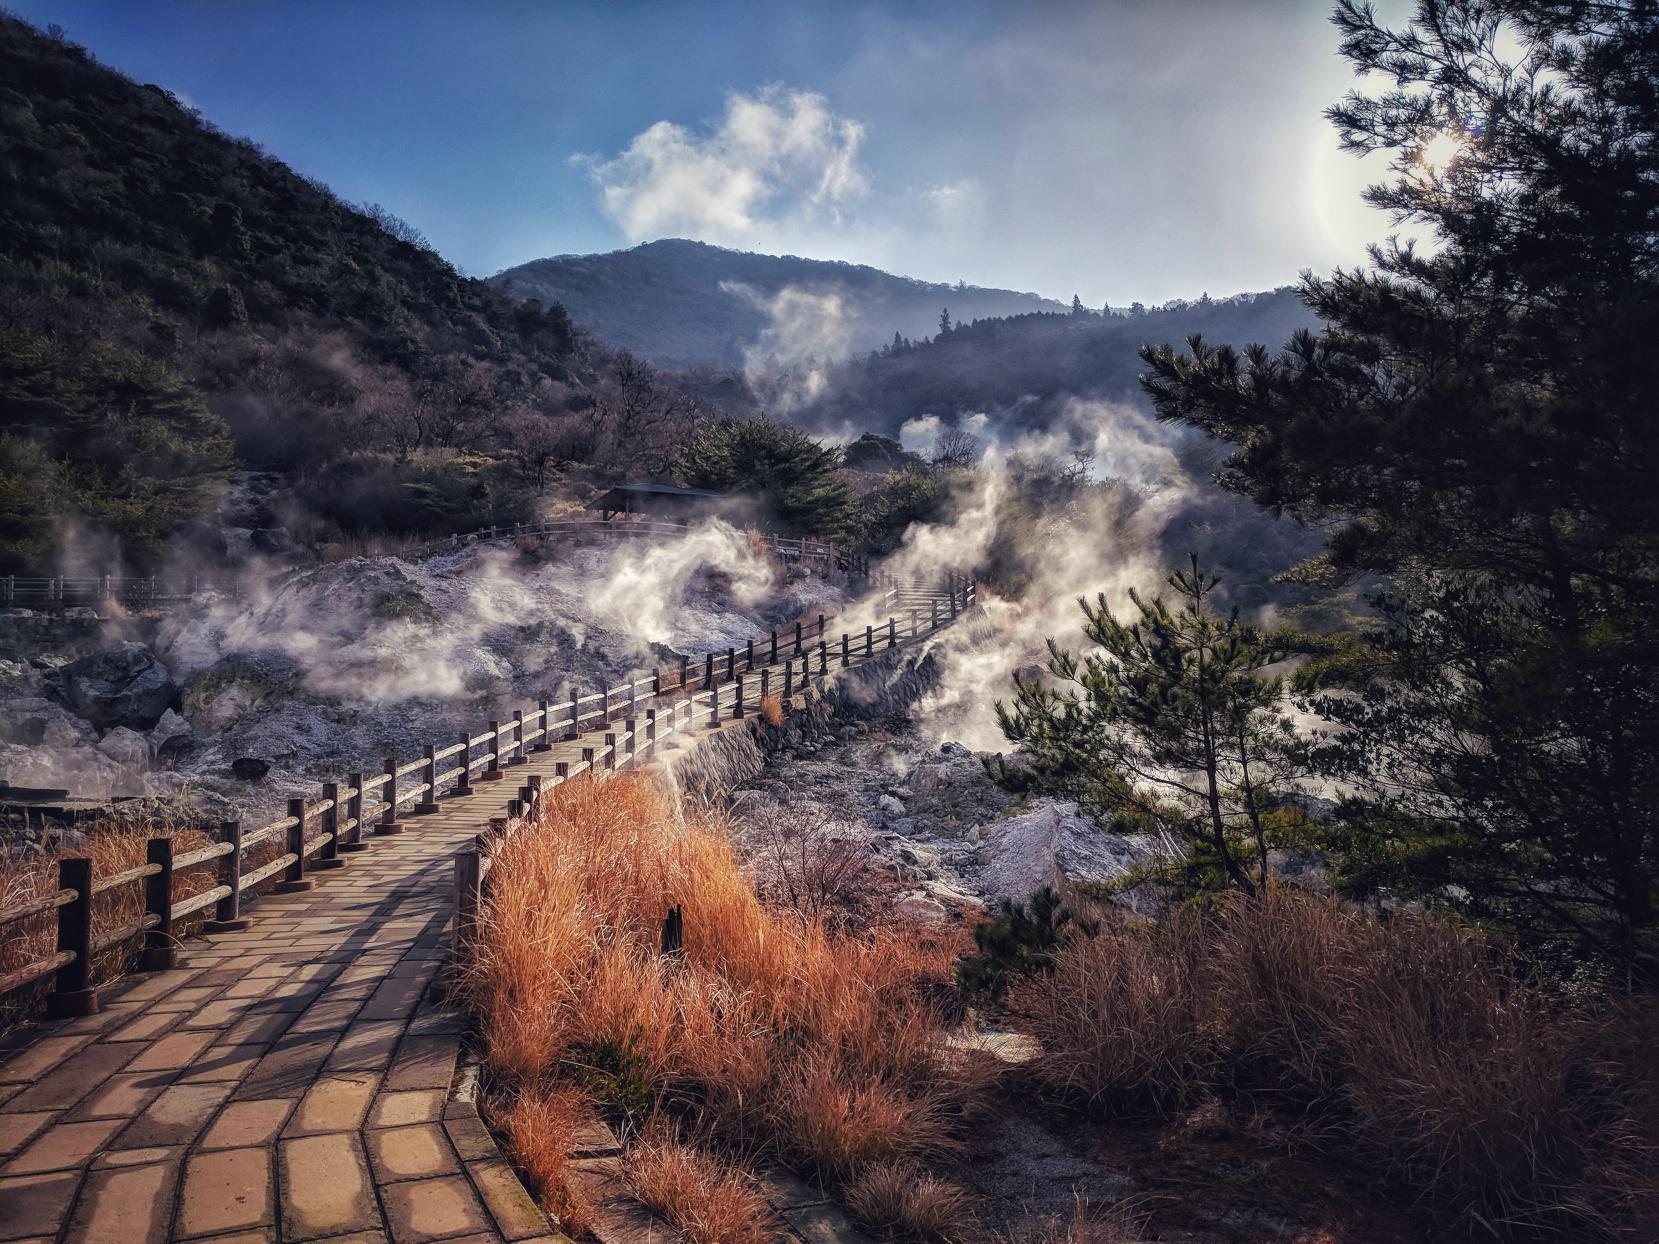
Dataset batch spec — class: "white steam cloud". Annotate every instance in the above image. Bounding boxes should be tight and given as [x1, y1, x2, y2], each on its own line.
[725, 281, 857, 413]
[577, 86, 868, 248]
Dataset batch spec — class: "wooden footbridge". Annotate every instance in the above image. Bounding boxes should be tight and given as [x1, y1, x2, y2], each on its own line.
[0, 569, 975, 1243]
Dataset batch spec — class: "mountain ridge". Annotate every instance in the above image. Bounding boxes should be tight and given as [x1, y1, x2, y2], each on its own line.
[491, 238, 1072, 370]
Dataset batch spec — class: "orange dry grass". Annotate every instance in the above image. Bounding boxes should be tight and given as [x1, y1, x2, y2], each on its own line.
[498, 1082, 599, 1236]
[757, 693, 784, 727]
[1014, 885, 1659, 1239]
[625, 1129, 775, 1244]
[464, 773, 972, 1193]
[844, 1161, 978, 1242]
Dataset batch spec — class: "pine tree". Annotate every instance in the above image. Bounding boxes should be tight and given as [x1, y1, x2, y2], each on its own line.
[1139, 1, 1659, 966]
[938, 306, 952, 336]
[990, 556, 1310, 897]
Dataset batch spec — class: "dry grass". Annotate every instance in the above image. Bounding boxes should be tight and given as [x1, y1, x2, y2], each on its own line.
[1, 812, 218, 981]
[463, 773, 976, 1220]
[497, 1082, 600, 1236]
[1013, 885, 1659, 1240]
[844, 1161, 978, 1242]
[757, 692, 784, 727]
[625, 1129, 775, 1244]
[1020, 1197, 1149, 1244]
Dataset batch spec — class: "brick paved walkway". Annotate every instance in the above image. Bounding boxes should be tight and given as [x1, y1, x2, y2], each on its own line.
[0, 608, 956, 1243]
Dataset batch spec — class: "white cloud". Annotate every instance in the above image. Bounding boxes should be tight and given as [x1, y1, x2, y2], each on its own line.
[576, 86, 868, 248]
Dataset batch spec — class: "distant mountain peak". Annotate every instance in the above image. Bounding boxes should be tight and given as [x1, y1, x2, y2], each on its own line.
[490, 240, 1066, 371]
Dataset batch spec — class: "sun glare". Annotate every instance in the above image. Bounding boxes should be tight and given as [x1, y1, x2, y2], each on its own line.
[1419, 130, 1463, 175]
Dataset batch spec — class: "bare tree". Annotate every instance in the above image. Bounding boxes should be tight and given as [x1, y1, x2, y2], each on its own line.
[932, 427, 982, 469]
[500, 408, 565, 494]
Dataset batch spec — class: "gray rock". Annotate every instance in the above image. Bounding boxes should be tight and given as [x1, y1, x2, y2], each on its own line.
[62, 641, 178, 730]
[231, 757, 271, 781]
[147, 708, 193, 757]
[878, 794, 905, 817]
[97, 726, 152, 768]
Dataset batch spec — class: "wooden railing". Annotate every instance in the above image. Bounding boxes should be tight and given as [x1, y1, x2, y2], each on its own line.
[0, 518, 869, 608]
[0, 570, 974, 1018]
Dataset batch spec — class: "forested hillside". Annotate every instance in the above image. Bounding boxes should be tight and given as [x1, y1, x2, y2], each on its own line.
[796, 288, 1316, 438]
[492, 238, 1070, 370]
[0, 14, 696, 571]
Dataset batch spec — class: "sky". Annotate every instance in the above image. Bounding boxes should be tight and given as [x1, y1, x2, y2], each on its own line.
[10, 1, 1409, 306]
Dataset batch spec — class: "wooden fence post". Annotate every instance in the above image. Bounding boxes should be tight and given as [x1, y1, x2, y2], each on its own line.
[704, 652, 715, 689]
[205, 819, 249, 931]
[841, 634, 850, 668]
[453, 848, 481, 957]
[770, 630, 778, 662]
[661, 906, 684, 957]
[140, 837, 177, 970]
[414, 746, 440, 813]
[709, 688, 721, 727]
[794, 621, 803, 654]
[865, 624, 874, 656]
[316, 782, 345, 869]
[624, 718, 637, 769]
[46, 857, 97, 1017]
[556, 761, 569, 781]
[481, 725, 504, 782]
[599, 685, 609, 726]
[950, 588, 958, 619]
[726, 647, 736, 681]
[652, 668, 661, 696]
[679, 656, 689, 691]
[450, 740, 473, 799]
[645, 708, 657, 760]
[760, 669, 770, 705]
[819, 640, 828, 675]
[734, 673, 745, 718]
[784, 663, 794, 699]
[508, 711, 526, 767]
[931, 599, 939, 629]
[818, 614, 826, 639]
[582, 746, 595, 773]
[277, 798, 314, 890]
[531, 701, 553, 752]
[342, 773, 369, 849]
[745, 638, 755, 670]
[604, 733, 617, 771]
[888, 617, 897, 649]
[378, 758, 404, 833]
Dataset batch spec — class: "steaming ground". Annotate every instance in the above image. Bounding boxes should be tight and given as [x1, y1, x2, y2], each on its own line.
[0, 525, 847, 833]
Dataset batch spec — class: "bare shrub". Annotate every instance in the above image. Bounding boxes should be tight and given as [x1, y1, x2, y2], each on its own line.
[1011, 912, 1215, 1117]
[1021, 1195, 1150, 1244]
[758, 692, 784, 727]
[845, 1161, 978, 1242]
[748, 809, 879, 926]
[1013, 887, 1659, 1238]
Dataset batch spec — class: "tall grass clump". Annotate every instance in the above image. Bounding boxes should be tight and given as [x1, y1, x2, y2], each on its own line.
[1012, 885, 1659, 1240]
[461, 773, 978, 1224]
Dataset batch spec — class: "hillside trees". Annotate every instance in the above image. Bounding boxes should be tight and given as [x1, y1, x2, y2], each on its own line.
[1140, 1, 1659, 967]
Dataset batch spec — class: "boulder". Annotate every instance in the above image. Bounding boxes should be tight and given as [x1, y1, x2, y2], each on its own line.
[97, 726, 152, 768]
[62, 642, 178, 730]
[147, 708, 193, 757]
[977, 800, 1158, 904]
[878, 794, 906, 817]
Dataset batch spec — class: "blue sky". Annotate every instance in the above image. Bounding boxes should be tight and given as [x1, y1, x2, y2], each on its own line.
[10, 1, 1404, 304]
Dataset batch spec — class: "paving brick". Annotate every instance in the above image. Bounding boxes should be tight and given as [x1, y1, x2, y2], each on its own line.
[327, 1021, 406, 1071]
[3, 1116, 125, 1173]
[365, 1123, 459, 1184]
[235, 1033, 338, 1100]
[443, 1114, 497, 1164]
[66, 1068, 176, 1121]
[92, 1145, 181, 1169]
[368, 1089, 445, 1128]
[0, 1112, 55, 1158]
[379, 1173, 492, 1243]
[0, 1169, 80, 1240]
[0, 1035, 91, 1084]
[468, 1157, 554, 1240]
[124, 1030, 218, 1073]
[358, 976, 427, 1022]
[180, 1043, 267, 1084]
[199, 1099, 294, 1151]
[117, 1080, 234, 1148]
[3, 1041, 143, 1112]
[110, 1012, 182, 1042]
[66, 1153, 179, 1243]
[285, 1073, 378, 1135]
[278, 1132, 380, 1241]
[783, 1202, 878, 1244]
[383, 1034, 456, 1093]
[177, 1146, 272, 1239]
